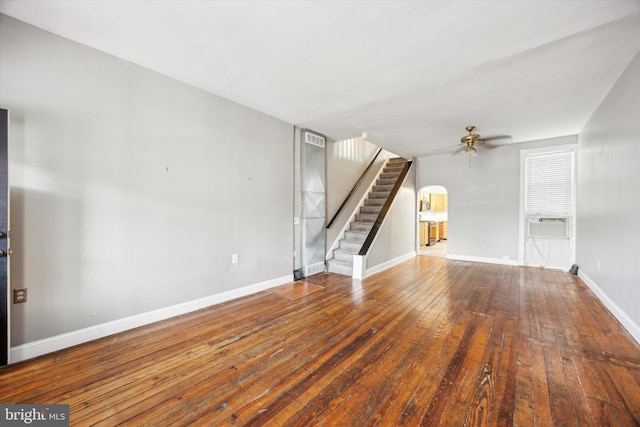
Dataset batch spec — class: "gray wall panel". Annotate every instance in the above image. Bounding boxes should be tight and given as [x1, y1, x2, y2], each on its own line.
[0, 15, 294, 346]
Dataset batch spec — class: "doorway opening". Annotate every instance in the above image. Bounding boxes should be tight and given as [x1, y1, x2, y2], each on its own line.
[417, 185, 448, 258]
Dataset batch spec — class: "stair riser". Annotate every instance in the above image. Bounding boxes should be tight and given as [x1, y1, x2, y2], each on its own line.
[376, 179, 396, 186]
[383, 167, 404, 174]
[333, 250, 355, 261]
[360, 206, 382, 214]
[355, 214, 377, 222]
[364, 199, 385, 206]
[372, 185, 394, 193]
[380, 173, 400, 180]
[351, 223, 374, 232]
[369, 192, 390, 199]
[345, 230, 368, 241]
[339, 240, 362, 251]
[327, 261, 353, 276]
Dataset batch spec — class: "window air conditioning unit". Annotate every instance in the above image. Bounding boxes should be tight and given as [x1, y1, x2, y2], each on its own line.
[527, 217, 570, 239]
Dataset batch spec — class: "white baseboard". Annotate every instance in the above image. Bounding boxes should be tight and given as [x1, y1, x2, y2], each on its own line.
[364, 251, 416, 278]
[447, 254, 520, 266]
[578, 271, 640, 345]
[10, 274, 293, 364]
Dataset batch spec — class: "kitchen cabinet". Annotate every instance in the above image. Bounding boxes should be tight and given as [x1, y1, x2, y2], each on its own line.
[439, 221, 447, 240]
[420, 221, 438, 246]
[429, 194, 448, 211]
[419, 222, 427, 246]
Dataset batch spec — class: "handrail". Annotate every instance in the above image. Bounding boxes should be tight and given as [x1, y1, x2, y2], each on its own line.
[358, 160, 413, 256]
[326, 148, 383, 229]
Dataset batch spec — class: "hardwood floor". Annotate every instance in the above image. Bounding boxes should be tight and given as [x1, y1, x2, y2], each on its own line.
[2, 257, 640, 426]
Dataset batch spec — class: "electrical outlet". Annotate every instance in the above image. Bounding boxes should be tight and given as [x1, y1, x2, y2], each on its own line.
[232, 254, 238, 264]
[14, 288, 27, 304]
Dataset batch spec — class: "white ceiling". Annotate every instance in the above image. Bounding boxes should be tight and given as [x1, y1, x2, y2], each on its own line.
[2, 1, 640, 157]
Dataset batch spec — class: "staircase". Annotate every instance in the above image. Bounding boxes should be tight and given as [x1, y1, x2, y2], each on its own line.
[327, 157, 408, 276]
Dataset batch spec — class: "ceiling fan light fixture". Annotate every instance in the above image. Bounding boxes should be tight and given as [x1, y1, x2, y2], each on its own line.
[461, 145, 477, 156]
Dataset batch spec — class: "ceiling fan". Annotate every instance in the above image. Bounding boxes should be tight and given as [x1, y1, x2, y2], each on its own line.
[455, 125, 511, 156]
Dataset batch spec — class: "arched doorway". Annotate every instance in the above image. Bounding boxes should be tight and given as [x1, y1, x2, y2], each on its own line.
[417, 185, 448, 258]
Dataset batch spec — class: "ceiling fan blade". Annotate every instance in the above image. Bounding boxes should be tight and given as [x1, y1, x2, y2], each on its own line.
[482, 135, 512, 145]
[450, 146, 466, 156]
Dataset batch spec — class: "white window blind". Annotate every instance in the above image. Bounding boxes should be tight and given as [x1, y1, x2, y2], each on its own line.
[525, 150, 574, 215]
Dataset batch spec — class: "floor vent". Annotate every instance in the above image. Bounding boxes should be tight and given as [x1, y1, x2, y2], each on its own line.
[304, 262, 325, 277]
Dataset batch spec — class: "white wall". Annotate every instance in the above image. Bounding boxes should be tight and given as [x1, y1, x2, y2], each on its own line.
[577, 51, 640, 341]
[326, 137, 381, 218]
[417, 135, 576, 264]
[0, 15, 294, 347]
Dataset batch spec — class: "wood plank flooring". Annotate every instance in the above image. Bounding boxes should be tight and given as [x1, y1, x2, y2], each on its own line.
[2, 257, 640, 426]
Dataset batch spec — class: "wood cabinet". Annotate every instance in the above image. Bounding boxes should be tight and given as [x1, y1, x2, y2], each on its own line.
[429, 194, 448, 211]
[439, 221, 447, 240]
[420, 221, 447, 245]
[420, 222, 439, 246]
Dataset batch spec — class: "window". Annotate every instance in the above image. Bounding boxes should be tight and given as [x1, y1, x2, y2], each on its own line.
[525, 149, 574, 216]
[519, 145, 576, 269]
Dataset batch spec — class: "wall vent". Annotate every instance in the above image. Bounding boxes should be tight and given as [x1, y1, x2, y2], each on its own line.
[527, 217, 569, 239]
[304, 262, 325, 277]
[304, 131, 325, 148]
